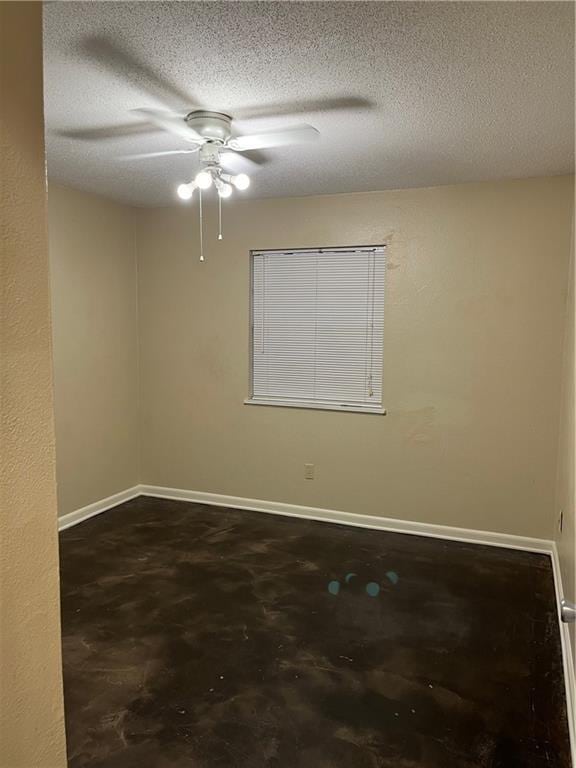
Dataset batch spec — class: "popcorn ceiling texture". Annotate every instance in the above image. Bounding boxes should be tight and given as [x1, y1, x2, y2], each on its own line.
[0, 4, 67, 766]
[43, 1, 574, 207]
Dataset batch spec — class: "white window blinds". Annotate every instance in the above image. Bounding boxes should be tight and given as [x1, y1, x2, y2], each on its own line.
[247, 246, 385, 414]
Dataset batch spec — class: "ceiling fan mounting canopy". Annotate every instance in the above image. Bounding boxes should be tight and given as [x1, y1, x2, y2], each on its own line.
[184, 110, 233, 143]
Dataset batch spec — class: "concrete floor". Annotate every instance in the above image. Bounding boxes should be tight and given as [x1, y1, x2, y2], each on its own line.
[59, 496, 571, 767]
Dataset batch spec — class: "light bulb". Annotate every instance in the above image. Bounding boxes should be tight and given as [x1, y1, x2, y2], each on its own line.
[177, 182, 194, 201]
[218, 183, 233, 199]
[195, 170, 212, 189]
[232, 173, 250, 191]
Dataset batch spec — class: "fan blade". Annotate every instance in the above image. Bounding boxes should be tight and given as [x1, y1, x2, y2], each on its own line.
[219, 151, 261, 174]
[227, 125, 319, 152]
[235, 97, 372, 121]
[131, 109, 203, 144]
[55, 122, 162, 141]
[78, 35, 196, 111]
[119, 149, 199, 161]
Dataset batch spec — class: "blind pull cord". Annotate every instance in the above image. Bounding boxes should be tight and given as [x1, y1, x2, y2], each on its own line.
[218, 194, 223, 241]
[367, 252, 377, 396]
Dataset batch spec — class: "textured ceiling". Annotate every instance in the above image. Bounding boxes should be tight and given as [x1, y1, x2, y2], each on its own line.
[43, 1, 574, 208]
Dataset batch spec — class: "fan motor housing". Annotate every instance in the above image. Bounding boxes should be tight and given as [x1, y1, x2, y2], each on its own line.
[184, 110, 232, 142]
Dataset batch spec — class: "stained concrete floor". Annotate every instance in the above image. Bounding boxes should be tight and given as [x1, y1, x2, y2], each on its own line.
[60, 496, 571, 768]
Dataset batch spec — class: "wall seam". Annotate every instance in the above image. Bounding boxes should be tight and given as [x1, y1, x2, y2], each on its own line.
[133, 208, 143, 485]
[553, 203, 575, 542]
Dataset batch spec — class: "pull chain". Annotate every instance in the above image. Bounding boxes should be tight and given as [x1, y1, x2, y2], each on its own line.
[198, 188, 204, 262]
[218, 194, 223, 241]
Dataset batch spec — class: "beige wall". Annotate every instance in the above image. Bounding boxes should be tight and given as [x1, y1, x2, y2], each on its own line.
[49, 175, 573, 542]
[0, 3, 67, 766]
[556, 209, 575, 667]
[136, 176, 573, 540]
[48, 185, 139, 517]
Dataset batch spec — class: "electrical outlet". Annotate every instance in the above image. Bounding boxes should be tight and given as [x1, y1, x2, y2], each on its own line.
[304, 463, 315, 480]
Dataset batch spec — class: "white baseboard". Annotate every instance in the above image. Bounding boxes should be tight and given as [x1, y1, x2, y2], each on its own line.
[57, 486, 141, 531]
[139, 484, 554, 554]
[551, 544, 576, 765]
[58, 482, 574, 760]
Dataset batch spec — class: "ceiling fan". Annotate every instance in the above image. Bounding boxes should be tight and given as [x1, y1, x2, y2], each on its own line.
[63, 35, 372, 259]
[122, 107, 320, 202]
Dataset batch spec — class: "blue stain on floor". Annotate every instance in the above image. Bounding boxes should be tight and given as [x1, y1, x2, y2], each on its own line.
[365, 582, 380, 597]
[328, 570, 399, 596]
[328, 580, 341, 596]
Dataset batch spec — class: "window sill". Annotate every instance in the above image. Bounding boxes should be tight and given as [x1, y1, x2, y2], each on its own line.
[244, 398, 386, 415]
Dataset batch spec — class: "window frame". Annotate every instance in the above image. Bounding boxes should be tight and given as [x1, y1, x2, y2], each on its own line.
[245, 245, 387, 416]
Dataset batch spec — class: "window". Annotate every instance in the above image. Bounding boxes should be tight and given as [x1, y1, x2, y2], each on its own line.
[246, 245, 386, 414]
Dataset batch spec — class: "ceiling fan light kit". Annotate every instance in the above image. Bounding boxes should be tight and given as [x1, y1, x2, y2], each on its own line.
[176, 182, 195, 200]
[194, 169, 213, 189]
[231, 173, 250, 190]
[174, 142, 254, 260]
